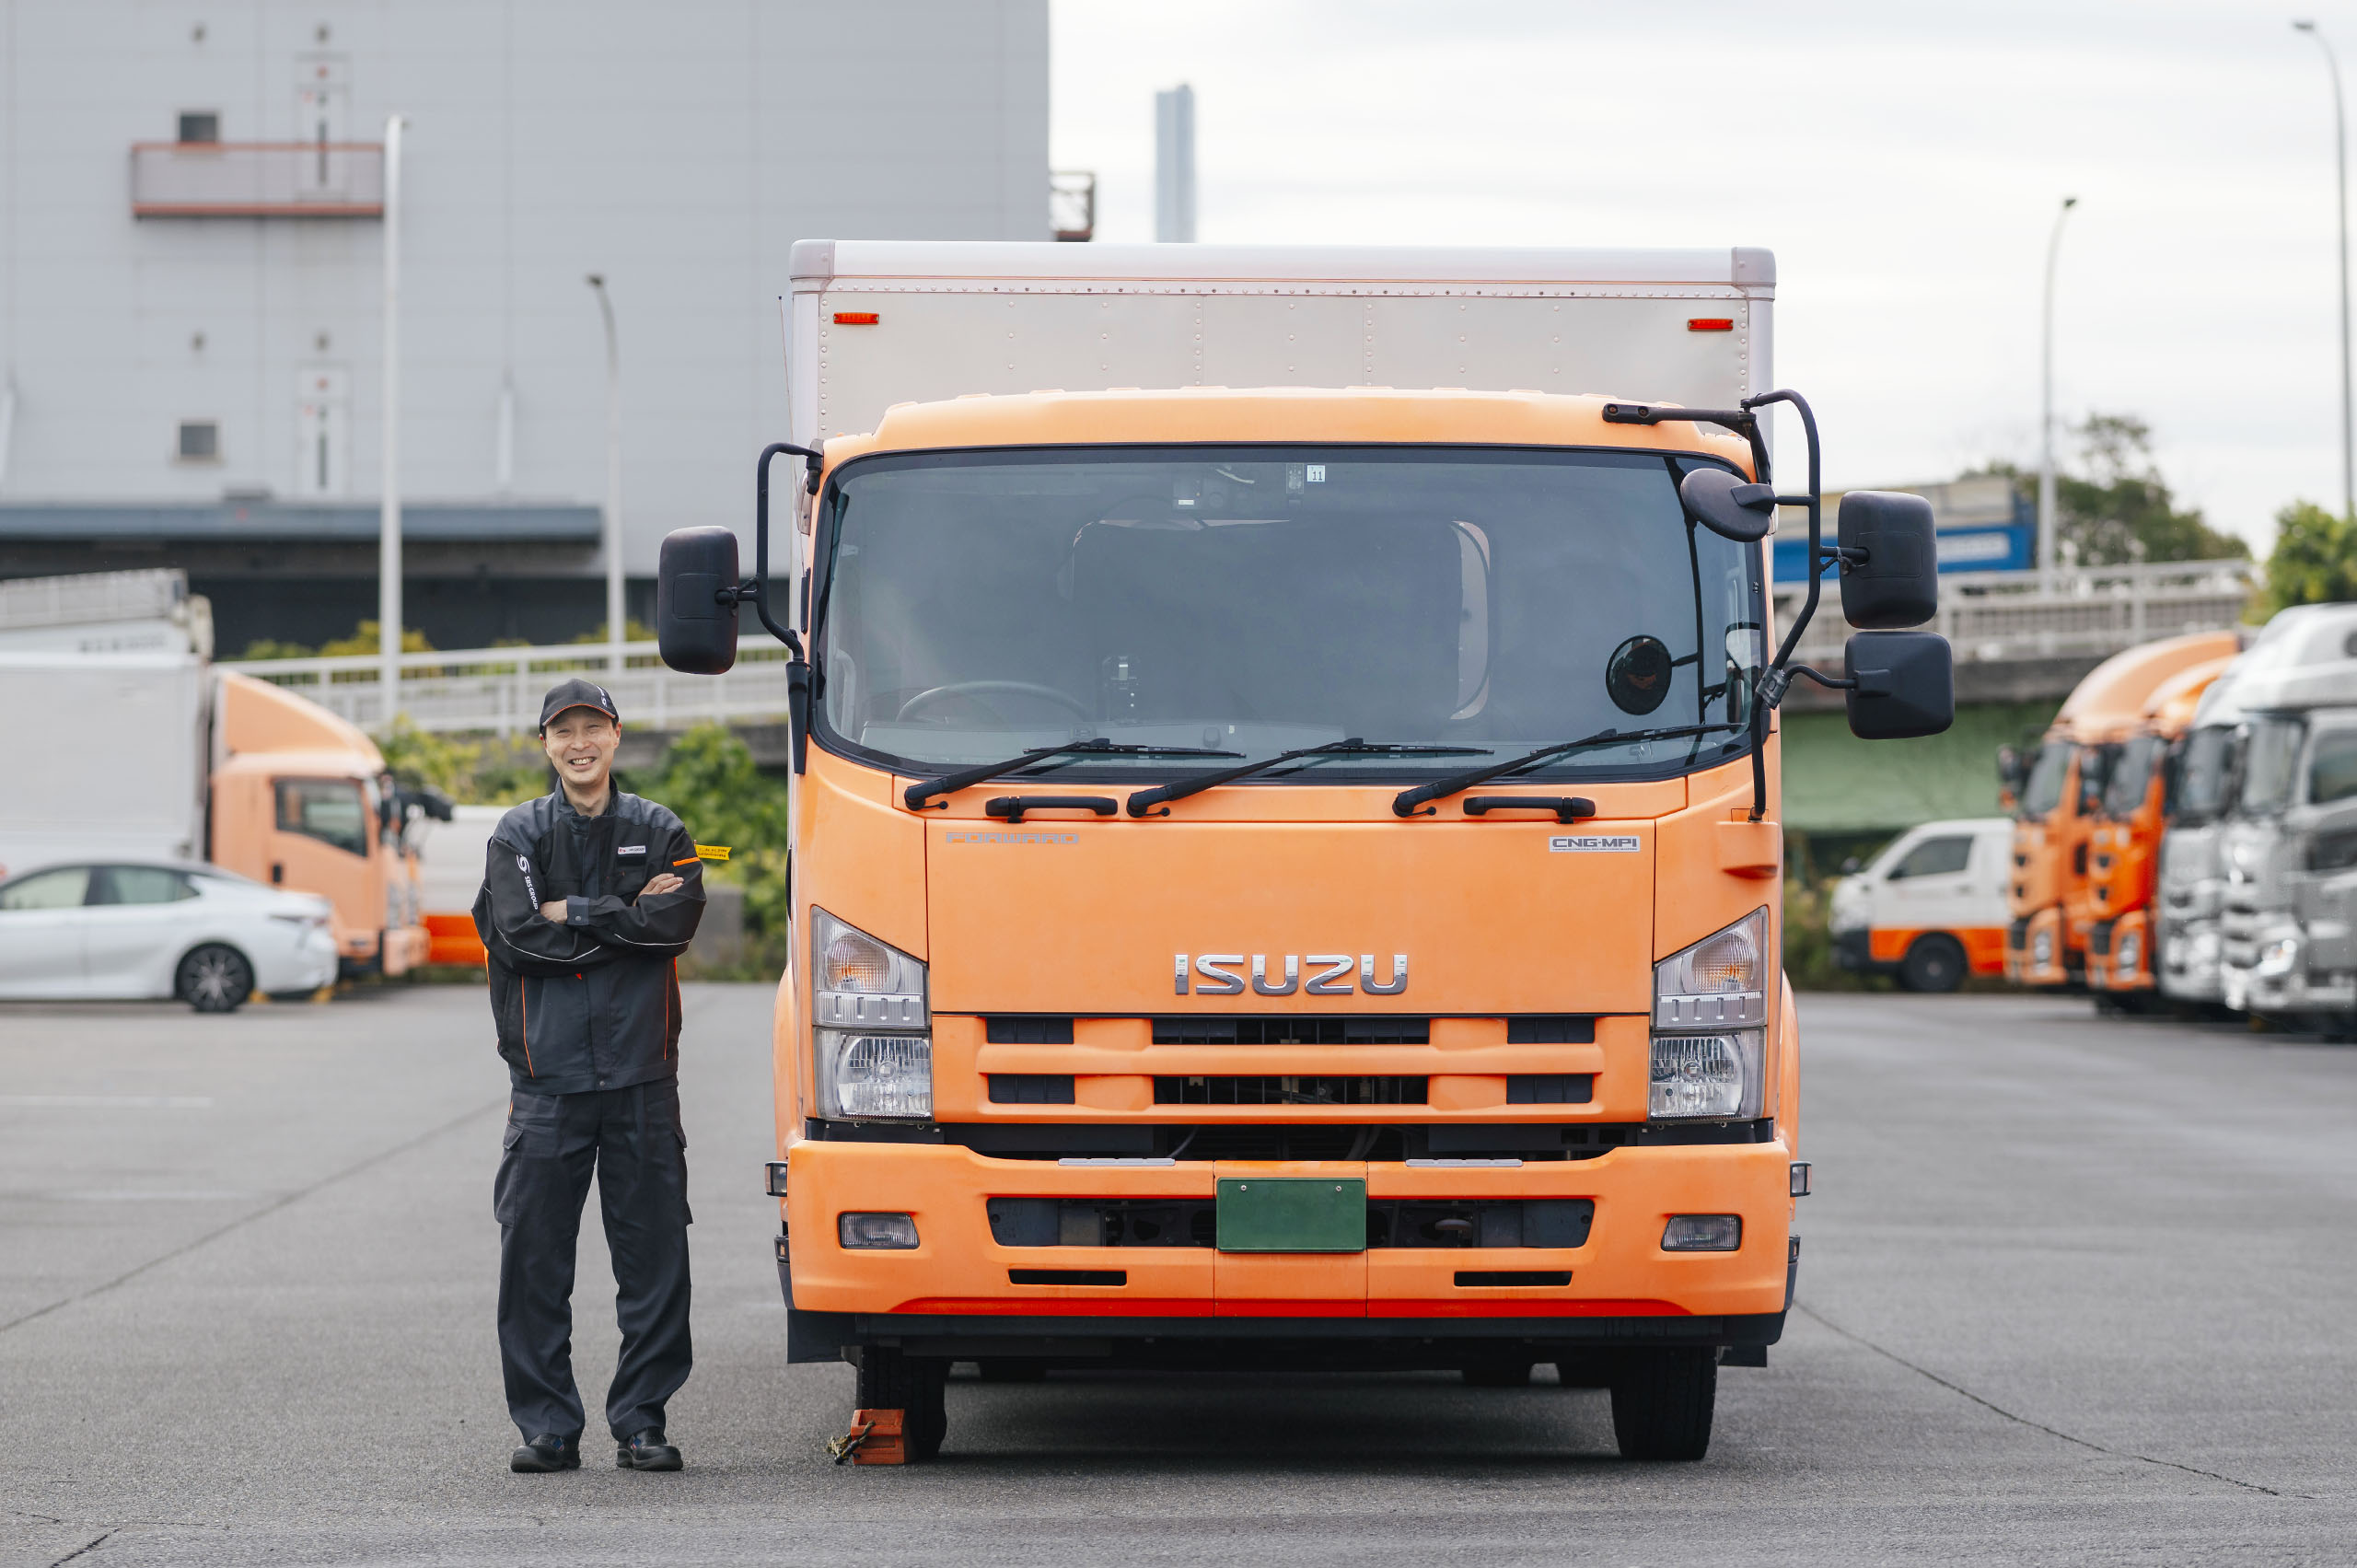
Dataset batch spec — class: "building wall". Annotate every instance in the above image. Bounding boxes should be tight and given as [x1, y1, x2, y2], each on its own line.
[0, 0, 1049, 644]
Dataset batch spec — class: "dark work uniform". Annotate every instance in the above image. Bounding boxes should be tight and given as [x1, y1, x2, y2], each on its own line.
[473, 789, 705, 1444]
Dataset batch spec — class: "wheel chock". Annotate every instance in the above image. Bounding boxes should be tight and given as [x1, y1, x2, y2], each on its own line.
[826, 1408, 906, 1465]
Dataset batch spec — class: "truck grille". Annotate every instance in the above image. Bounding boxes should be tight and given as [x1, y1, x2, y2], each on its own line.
[986, 1196, 1595, 1250]
[1154, 1074, 1428, 1106]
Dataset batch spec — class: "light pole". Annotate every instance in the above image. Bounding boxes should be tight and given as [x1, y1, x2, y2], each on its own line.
[2038, 194, 2078, 594]
[378, 113, 407, 714]
[586, 273, 623, 677]
[2297, 19, 2354, 521]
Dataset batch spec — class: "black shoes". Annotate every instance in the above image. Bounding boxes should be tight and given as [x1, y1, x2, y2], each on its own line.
[616, 1428, 683, 1470]
[510, 1434, 581, 1472]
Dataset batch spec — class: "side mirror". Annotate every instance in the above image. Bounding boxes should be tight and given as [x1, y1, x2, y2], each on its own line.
[1845, 630, 1953, 739]
[1838, 491, 1938, 629]
[656, 526, 740, 674]
[1678, 467, 1777, 543]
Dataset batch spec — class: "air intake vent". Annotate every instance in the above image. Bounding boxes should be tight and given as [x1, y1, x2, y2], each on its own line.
[986, 1016, 1074, 1043]
[1153, 1016, 1429, 1044]
[1155, 1075, 1428, 1106]
[1505, 1016, 1597, 1044]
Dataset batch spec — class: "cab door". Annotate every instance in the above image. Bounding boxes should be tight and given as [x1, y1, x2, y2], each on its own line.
[1883, 832, 1978, 932]
[269, 774, 379, 961]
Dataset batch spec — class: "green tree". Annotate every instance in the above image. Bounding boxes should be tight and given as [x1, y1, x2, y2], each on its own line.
[1977, 413, 2247, 566]
[2262, 499, 2357, 613]
[630, 724, 794, 938]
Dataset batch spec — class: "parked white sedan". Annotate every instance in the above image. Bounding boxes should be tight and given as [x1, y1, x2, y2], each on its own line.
[0, 861, 338, 1011]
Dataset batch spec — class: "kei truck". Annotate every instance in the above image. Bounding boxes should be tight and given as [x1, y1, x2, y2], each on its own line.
[652, 243, 1953, 1462]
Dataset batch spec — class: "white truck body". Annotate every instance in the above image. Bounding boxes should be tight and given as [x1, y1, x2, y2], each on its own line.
[783, 239, 1775, 486]
[0, 568, 211, 656]
[0, 651, 212, 877]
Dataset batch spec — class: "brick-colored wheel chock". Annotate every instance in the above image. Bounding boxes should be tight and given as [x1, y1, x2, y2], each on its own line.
[826, 1408, 906, 1465]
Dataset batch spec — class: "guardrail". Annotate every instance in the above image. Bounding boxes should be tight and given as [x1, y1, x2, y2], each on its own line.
[1782, 558, 2257, 669]
[225, 638, 799, 735]
[229, 559, 2259, 736]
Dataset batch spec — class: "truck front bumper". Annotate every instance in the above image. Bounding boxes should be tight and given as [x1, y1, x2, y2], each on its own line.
[779, 1136, 1794, 1360]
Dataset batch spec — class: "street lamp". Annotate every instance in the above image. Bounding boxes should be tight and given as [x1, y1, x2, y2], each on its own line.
[2296, 19, 2353, 521]
[586, 273, 623, 677]
[379, 113, 407, 714]
[2039, 195, 2078, 595]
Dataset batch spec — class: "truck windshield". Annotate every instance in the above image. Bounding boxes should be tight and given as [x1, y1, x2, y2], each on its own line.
[2017, 740, 2073, 819]
[2101, 736, 2165, 819]
[2238, 716, 2305, 816]
[813, 447, 1764, 784]
[2171, 726, 2235, 824]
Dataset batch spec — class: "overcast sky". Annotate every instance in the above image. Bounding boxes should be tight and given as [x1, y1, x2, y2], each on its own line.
[1051, 1, 2353, 552]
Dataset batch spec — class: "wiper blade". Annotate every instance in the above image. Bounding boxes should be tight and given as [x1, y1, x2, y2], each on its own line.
[904, 738, 1241, 812]
[1391, 723, 1749, 819]
[1127, 738, 1491, 819]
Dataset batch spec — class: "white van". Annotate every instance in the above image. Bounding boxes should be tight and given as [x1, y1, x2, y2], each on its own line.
[1829, 819, 2014, 991]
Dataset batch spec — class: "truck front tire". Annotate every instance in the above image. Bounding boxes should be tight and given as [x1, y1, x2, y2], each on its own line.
[1898, 934, 1967, 993]
[1608, 1347, 1716, 1460]
[853, 1346, 948, 1461]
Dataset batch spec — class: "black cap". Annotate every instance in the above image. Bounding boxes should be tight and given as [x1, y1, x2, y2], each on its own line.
[538, 678, 621, 732]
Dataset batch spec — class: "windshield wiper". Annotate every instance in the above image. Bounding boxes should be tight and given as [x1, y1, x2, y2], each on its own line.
[904, 738, 1241, 812]
[1127, 738, 1491, 819]
[1391, 723, 1748, 819]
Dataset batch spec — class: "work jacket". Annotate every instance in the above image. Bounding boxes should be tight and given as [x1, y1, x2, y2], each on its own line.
[473, 789, 705, 1096]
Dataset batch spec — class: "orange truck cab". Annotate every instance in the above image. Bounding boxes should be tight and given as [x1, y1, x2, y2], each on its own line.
[2003, 633, 2239, 988]
[2082, 656, 2231, 1000]
[210, 670, 430, 979]
[654, 242, 1954, 1462]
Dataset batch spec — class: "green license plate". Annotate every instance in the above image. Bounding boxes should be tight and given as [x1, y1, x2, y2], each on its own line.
[1215, 1177, 1367, 1253]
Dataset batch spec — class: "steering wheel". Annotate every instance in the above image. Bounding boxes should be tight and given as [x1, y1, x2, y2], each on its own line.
[895, 681, 1093, 725]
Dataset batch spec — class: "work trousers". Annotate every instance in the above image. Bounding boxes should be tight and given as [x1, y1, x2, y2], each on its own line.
[493, 1078, 692, 1443]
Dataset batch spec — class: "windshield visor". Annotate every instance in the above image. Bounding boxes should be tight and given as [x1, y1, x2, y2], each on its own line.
[812, 447, 1764, 784]
[2239, 716, 2305, 816]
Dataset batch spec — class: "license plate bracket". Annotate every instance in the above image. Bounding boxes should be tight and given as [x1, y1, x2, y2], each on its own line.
[1215, 1176, 1366, 1253]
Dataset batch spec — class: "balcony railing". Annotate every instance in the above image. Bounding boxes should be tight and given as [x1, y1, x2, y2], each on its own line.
[131, 141, 385, 217]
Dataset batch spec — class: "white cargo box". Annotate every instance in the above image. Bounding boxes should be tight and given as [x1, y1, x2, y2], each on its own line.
[784, 241, 1774, 450]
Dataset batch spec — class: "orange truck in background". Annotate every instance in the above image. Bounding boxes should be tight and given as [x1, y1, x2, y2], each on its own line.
[654, 243, 1955, 1463]
[0, 569, 431, 982]
[2003, 632, 2239, 989]
[2081, 655, 2233, 1001]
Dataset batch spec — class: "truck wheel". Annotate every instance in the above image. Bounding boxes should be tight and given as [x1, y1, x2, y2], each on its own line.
[1608, 1348, 1716, 1460]
[177, 945, 254, 1014]
[1461, 1363, 1533, 1387]
[1898, 935, 1967, 993]
[854, 1346, 949, 1461]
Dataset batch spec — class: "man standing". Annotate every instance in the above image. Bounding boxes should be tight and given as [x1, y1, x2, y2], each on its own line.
[473, 679, 706, 1474]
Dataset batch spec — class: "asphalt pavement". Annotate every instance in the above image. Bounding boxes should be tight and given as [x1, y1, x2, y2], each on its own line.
[1, 983, 2352, 1566]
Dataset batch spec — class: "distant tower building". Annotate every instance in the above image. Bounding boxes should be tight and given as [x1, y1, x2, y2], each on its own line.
[1155, 85, 1196, 243]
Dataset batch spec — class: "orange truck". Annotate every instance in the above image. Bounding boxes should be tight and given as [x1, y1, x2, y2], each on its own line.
[2080, 654, 2233, 1001]
[2003, 632, 2240, 990]
[654, 243, 1954, 1461]
[1, 570, 431, 980]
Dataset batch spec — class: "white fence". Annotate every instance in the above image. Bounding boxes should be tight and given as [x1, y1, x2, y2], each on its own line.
[1782, 558, 2256, 671]
[225, 638, 800, 735]
[228, 558, 2259, 736]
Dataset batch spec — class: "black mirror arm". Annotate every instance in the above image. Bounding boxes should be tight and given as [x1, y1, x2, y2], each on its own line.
[1731, 389, 1826, 821]
[739, 439, 825, 772]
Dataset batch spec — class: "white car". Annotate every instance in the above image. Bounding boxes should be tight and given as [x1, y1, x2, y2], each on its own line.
[0, 860, 338, 1011]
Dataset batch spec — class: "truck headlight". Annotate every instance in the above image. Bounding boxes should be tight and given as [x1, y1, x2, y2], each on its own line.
[2116, 930, 2142, 976]
[1649, 1030, 1765, 1120]
[2032, 929, 2053, 966]
[1651, 910, 1769, 1121]
[811, 908, 930, 1120]
[2257, 936, 2300, 980]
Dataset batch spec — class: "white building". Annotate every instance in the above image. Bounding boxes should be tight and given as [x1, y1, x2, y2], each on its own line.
[0, 0, 1050, 653]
